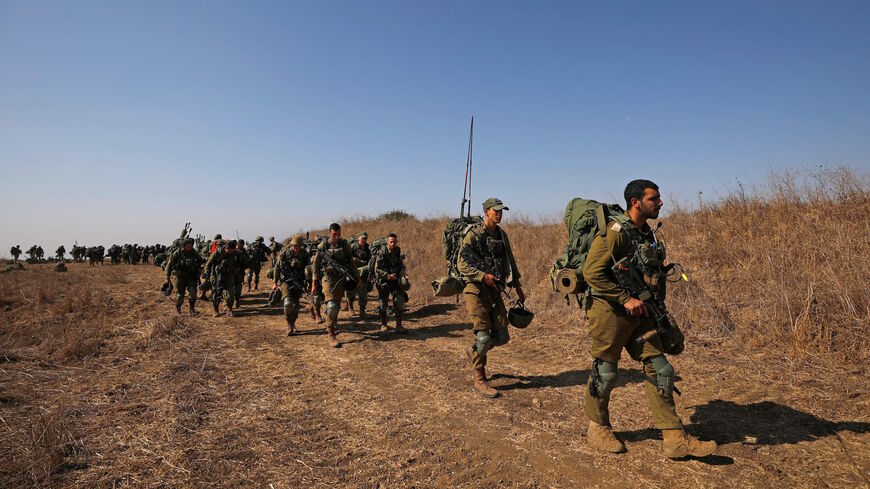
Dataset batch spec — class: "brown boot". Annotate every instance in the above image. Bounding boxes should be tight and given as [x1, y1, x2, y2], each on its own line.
[587, 421, 626, 453]
[395, 316, 406, 334]
[309, 305, 316, 319]
[473, 367, 499, 398]
[286, 318, 296, 336]
[662, 429, 717, 459]
[212, 303, 220, 317]
[326, 325, 341, 348]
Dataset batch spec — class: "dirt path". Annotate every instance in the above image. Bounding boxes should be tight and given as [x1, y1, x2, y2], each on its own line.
[2, 264, 869, 487]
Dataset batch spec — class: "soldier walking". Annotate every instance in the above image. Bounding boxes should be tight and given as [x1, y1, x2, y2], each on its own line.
[373, 233, 408, 333]
[273, 235, 309, 335]
[312, 223, 361, 348]
[247, 236, 269, 291]
[10, 245, 21, 262]
[347, 232, 371, 318]
[164, 238, 203, 315]
[202, 239, 244, 317]
[458, 198, 526, 398]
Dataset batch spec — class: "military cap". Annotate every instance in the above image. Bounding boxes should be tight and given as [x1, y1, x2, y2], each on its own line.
[483, 197, 509, 211]
[359, 231, 368, 238]
[255, 236, 264, 242]
[214, 234, 222, 240]
[289, 235, 303, 246]
[226, 240, 237, 249]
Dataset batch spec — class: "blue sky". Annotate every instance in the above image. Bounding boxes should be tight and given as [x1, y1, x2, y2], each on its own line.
[1, 1, 869, 252]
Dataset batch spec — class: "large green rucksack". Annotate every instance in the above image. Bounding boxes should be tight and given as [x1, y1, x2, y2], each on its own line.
[550, 198, 628, 305]
[431, 215, 484, 297]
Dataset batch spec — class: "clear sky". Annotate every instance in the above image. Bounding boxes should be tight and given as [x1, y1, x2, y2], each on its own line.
[2, 1, 869, 253]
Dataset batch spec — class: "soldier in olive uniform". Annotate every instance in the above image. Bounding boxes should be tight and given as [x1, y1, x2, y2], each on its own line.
[305, 238, 325, 323]
[312, 223, 361, 348]
[164, 238, 203, 315]
[55, 245, 66, 261]
[268, 236, 282, 277]
[202, 240, 244, 317]
[373, 233, 408, 333]
[347, 232, 372, 318]
[582, 180, 716, 458]
[273, 235, 309, 335]
[10, 245, 21, 262]
[458, 198, 526, 398]
[247, 236, 269, 291]
[234, 239, 251, 306]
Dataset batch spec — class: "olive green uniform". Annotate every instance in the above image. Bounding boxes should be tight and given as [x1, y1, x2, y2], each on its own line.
[312, 238, 359, 327]
[247, 241, 269, 290]
[274, 247, 310, 323]
[203, 248, 245, 310]
[347, 240, 372, 313]
[582, 214, 681, 430]
[166, 248, 203, 310]
[457, 223, 521, 369]
[233, 245, 250, 303]
[373, 246, 406, 323]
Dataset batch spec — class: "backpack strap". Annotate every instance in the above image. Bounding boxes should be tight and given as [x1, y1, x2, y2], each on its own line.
[596, 205, 609, 238]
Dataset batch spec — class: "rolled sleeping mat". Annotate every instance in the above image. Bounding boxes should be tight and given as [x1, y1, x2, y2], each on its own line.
[554, 268, 582, 295]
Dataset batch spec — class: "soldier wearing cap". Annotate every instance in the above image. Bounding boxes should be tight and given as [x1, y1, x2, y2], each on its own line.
[312, 223, 361, 348]
[273, 235, 310, 335]
[164, 238, 203, 315]
[373, 233, 408, 333]
[457, 197, 526, 398]
[346, 231, 371, 318]
[202, 239, 244, 317]
[247, 236, 269, 291]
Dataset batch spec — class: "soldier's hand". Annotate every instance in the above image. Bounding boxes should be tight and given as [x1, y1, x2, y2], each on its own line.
[388, 273, 398, 281]
[163, 279, 170, 286]
[311, 284, 317, 294]
[272, 283, 278, 290]
[483, 274, 499, 289]
[624, 298, 648, 317]
[516, 287, 526, 303]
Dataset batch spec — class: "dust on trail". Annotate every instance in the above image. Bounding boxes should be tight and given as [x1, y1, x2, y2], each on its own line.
[1, 264, 869, 488]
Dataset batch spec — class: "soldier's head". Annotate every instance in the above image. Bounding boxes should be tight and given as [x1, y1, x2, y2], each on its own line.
[387, 233, 398, 251]
[624, 179, 662, 221]
[358, 232, 368, 246]
[290, 235, 303, 253]
[214, 234, 222, 241]
[182, 238, 194, 251]
[328, 223, 341, 244]
[256, 236, 264, 243]
[483, 198, 508, 225]
[238, 239, 246, 248]
[225, 240, 237, 254]
[269, 236, 275, 243]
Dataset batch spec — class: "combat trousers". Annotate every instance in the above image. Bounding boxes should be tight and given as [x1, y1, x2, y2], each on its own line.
[377, 284, 406, 320]
[465, 284, 510, 369]
[321, 276, 346, 327]
[213, 280, 237, 309]
[171, 274, 198, 308]
[280, 283, 302, 322]
[247, 263, 262, 288]
[583, 297, 681, 430]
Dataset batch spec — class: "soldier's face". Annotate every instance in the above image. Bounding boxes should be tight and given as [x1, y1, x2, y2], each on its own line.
[182, 244, 192, 252]
[638, 188, 663, 219]
[358, 236, 367, 246]
[225, 247, 235, 254]
[292, 245, 302, 253]
[485, 208, 503, 224]
[330, 229, 341, 244]
[387, 236, 397, 251]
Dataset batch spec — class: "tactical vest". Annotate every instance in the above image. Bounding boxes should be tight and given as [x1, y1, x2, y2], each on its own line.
[174, 250, 201, 276]
[279, 249, 307, 286]
[352, 243, 371, 267]
[463, 225, 512, 282]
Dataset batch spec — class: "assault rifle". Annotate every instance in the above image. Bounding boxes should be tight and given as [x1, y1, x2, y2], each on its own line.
[318, 250, 357, 292]
[610, 257, 681, 352]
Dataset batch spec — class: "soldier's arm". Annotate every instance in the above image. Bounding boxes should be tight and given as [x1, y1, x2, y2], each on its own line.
[373, 250, 389, 280]
[202, 251, 217, 277]
[165, 252, 177, 280]
[312, 245, 323, 282]
[582, 226, 631, 304]
[502, 231, 521, 289]
[346, 243, 360, 280]
[457, 232, 487, 283]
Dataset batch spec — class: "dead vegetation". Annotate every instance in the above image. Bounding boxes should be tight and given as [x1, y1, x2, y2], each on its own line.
[0, 167, 868, 487]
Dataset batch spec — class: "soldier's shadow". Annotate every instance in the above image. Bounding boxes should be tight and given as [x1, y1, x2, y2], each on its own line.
[404, 303, 458, 319]
[490, 367, 646, 391]
[339, 322, 468, 344]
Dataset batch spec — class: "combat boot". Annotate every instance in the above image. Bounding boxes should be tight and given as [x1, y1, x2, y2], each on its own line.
[662, 429, 717, 459]
[175, 303, 182, 314]
[226, 306, 234, 317]
[286, 318, 296, 336]
[395, 315, 407, 334]
[189, 303, 197, 317]
[359, 309, 367, 320]
[473, 367, 499, 398]
[212, 303, 221, 317]
[379, 314, 389, 332]
[326, 325, 341, 348]
[587, 421, 626, 454]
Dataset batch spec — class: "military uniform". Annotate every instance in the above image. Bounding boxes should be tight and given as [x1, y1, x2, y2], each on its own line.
[373, 243, 407, 331]
[313, 237, 359, 347]
[55, 245, 66, 261]
[347, 235, 372, 316]
[165, 240, 203, 314]
[274, 238, 310, 334]
[268, 237, 283, 278]
[234, 240, 250, 305]
[247, 237, 269, 291]
[202, 241, 245, 316]
[10, 246, 21, 262]
[304, 241, 325, 322]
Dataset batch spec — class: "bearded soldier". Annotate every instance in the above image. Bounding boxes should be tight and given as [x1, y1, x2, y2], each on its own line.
[164, 238, 203, 315]
[582, 179, 716, 458]
[202, 239, 244, 317]
[458, 198, 526, 398]
[273, 235, 309, 336]
[247, 236, 269, 291]
[373, 233, 408, 333]
[10, 245, 21, 262]
[312, 223, 361, 348]
[347, 232, 372, 318]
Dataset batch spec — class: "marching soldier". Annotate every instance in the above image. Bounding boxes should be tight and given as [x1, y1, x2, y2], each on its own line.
[10, 245, 21, 262]
[202, 239, 244, 317]
[458, 198, 526, 398]
[373, 233, 408, 333]
[273, 235, 309, 335]
[581, 179, 716, 458]
[312, 223, 361, 348]
[247, 236, 269, 291]
[55, 245, 66, 261]
[347, 232, 372, 318]
[164, 238, 203, 315]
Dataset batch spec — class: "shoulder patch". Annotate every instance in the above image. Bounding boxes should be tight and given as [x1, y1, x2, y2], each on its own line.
[610, 222, 622, 232]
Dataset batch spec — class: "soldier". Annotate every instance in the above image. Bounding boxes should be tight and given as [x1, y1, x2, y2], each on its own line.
[268, 236, 282, 276]
[373, 233, 408, 333]
[10, 245, 21, 262]
[312, 223, 361, 348]
[36, 246, 44, 260]
[347, 232, 371, 318]
[202, 239, 244, 317]
[581, 179, 716, 458]
[305, 238, 325, 324]
[273, 235, 309, 335]
[233, 239, 250, 306]
[458, 198, 526, 399]
[164, 238, 203, 315]
[55, 245, 66, 261]
[142, 245, 151, 265]
[247, 236, 269, 291]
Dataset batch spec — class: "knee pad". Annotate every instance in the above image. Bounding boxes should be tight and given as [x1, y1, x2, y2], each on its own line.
[646, 355, 675, 398]
[325, 300, 340, 319]
[491, 328, 509, 347]
[475, 330, 494, 357]
[283, 296, 293, 308]
[590, 359, 618, 398]
[393, 294, 406, 311]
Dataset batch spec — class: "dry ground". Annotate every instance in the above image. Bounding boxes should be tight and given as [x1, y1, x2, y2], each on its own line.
[1, 262, 868, 488]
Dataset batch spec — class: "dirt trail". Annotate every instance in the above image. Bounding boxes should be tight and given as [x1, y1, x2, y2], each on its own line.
[2, 264, 869, 487]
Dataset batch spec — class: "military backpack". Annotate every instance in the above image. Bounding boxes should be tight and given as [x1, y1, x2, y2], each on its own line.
[431, 215, 484, 297]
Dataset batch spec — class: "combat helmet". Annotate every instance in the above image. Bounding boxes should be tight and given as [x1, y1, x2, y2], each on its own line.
[399, 275, 411, 291]
[508, 301, 534, 329]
